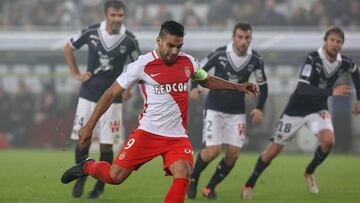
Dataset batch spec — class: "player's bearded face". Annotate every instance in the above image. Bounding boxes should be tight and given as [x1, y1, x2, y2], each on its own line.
[324, 33, 343, 59]
[233, 29, 252, 56]
[105, 7, 124, 34]
[157, 34, 184, 64]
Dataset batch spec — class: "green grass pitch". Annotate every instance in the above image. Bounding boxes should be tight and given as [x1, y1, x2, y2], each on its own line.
[0, 150, 359, 203]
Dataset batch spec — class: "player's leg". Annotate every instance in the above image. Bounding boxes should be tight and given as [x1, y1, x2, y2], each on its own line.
[304, 111, 334, 194]
[163, 137, 194, 203]
[88, 103, 122, 199]
[203, 113, 245, 199]
[188, 109, 223, 199]
[241, 143, 283, 199]
[88, 143, 113, 199]
[242, 114, 304, 199]
[70, 98, 92, 198]
[166, 159, 193, 203]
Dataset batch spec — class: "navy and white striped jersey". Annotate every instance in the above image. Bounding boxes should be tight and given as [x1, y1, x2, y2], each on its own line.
[70, 21, 140, 103]
[192, 43, 268, 114]
[284, 48, 360, 116]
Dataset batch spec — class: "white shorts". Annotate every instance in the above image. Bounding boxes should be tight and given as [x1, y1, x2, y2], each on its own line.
[203, 109, 246, 148]
[71, 97, 124, 144]
[271, 110, 333, 145]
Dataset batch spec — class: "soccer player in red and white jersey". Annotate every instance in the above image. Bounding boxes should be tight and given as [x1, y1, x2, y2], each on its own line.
[61, 20, 259, 203]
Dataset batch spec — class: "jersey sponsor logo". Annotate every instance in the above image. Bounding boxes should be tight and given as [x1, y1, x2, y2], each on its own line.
[154, 82, 188, 94]
[109, 120, 121, 133]
[219, 56, 228, 68]
[94, 51, 114, 74]
[150, 73, 161, 77]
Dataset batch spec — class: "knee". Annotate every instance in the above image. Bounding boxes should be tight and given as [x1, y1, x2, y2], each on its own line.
[319, 130, 335, 150]
[261, 144, 283, 162]
[109, 167, 127, 185]
[173, 162, 192, 179]
[202, 148, 221, 162]
[224, 151, 240, 165]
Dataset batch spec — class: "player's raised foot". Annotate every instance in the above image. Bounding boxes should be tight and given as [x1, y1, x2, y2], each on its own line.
[61, 158, 95, 184]
[241, 186, 253, 199]
[72, 176, 87, 198]
[202, 188, 218, 200]
[304, 173, 319, 194]
[87, 189, 103, 199]
[187, 178, 198, 199]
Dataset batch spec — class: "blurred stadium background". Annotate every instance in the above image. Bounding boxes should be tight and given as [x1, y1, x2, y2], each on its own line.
[1, 0, 360, 154]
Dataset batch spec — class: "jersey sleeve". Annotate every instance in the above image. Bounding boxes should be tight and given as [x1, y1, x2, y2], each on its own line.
[129, 37, 141, 62]
[201, 50, 218, 72]
[298, 54, 316, 84]
[116, 59, 143, 89]
[69, 27, 90, 49]
[253, 56, 267, 85]
[350, 62, 360, 100]
[253, 56, 268, 110]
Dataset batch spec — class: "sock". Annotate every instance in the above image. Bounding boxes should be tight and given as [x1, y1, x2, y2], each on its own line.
[190, 153, 209, 180]
[206, 159, 233, 190]
[305, 146, 330, 174]
[94, 151, 113, 192]
[75, 144, 89, 164]
[245, 156, 270, 188]
[164, 178, 189, 203]
[84, 161, 117, 185]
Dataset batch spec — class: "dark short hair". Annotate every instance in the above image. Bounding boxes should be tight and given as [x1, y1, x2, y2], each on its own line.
[104, 0, 125, 14]
[324, 26, 345, 42]
[233, 22, 252, 36]
[159, 20, 186, 38]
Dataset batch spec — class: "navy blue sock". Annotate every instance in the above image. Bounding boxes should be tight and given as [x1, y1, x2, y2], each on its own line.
[190, 153, 209, 180]
[305, 146, 329, 174]
[206, 159, 233, 190]
[245, 156, 270, 188]
[75, 144, 89, 164]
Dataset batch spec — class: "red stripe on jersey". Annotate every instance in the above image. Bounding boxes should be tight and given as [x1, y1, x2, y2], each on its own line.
[138, 81, 148, 126]
[144, 56, 194, 131]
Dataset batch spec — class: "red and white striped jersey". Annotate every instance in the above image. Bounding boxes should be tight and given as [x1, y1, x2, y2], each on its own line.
[116, 50, 203, 137]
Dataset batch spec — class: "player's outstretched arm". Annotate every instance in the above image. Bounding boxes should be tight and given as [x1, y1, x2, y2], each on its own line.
[198, 75, 259, 95]
[78, 82, 125, 146]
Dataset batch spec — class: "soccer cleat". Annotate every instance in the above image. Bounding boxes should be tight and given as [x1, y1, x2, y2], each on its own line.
[61, 158, 95, 184]
[72, 176, 87, 198]
[202, 188, 218, 200]
[304, 173, 319, 194]
[187, 178, 198, 199]
[87, 189, 103, 199]
[241, 186, 253, 199]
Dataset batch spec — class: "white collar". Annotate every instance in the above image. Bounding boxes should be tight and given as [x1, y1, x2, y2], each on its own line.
[99, 21, 126, 36]
[226, 43, 252, 56]
[317, 47, 342, 62]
